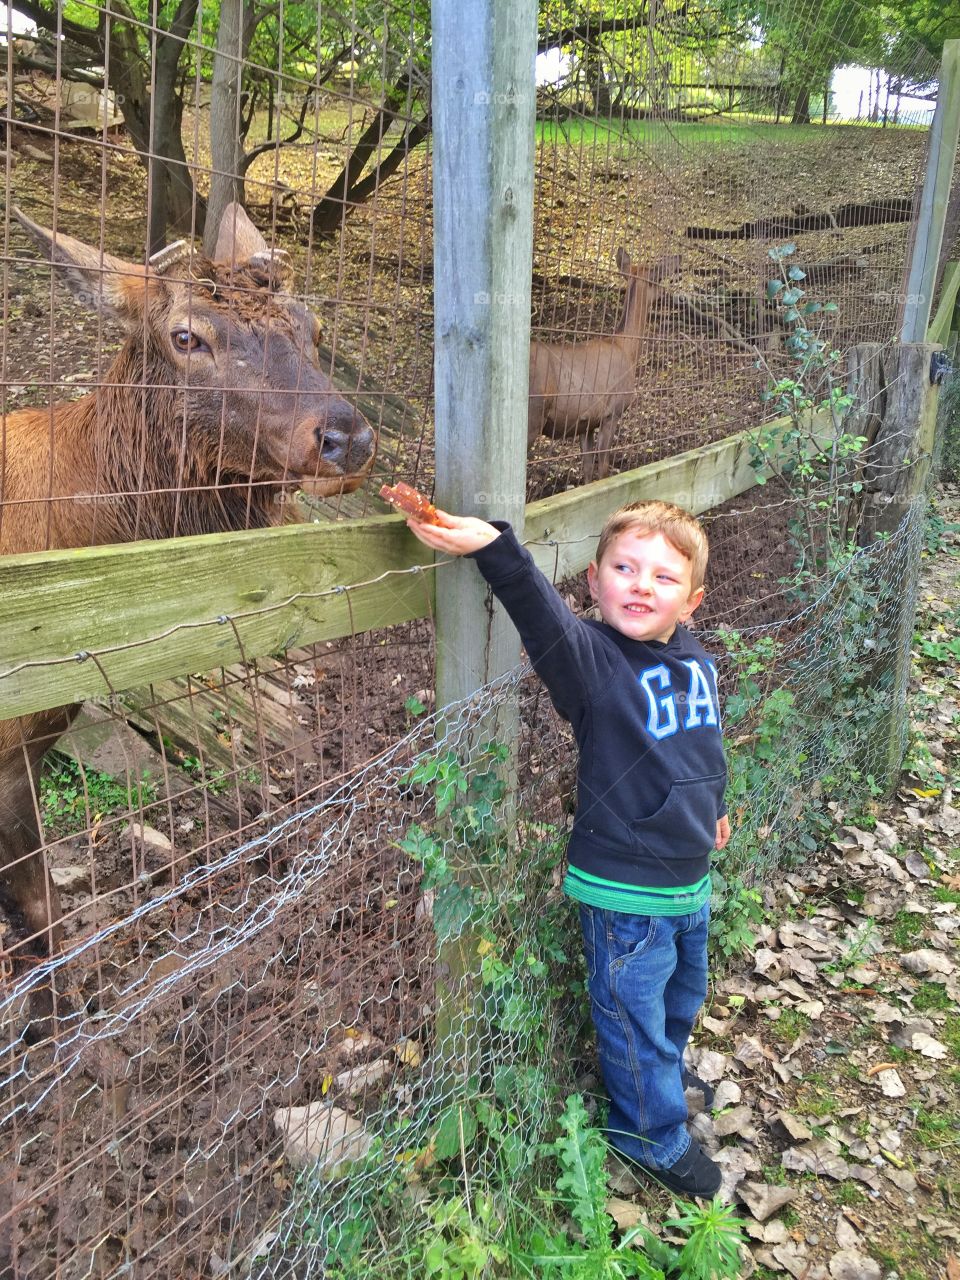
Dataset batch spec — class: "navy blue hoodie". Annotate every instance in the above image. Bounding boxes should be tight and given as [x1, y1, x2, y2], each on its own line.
[469, 523, 727, 889]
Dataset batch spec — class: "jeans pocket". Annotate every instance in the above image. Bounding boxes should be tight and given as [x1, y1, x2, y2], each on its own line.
[606, 912, 658, 958]
[579, 903, 600, 985]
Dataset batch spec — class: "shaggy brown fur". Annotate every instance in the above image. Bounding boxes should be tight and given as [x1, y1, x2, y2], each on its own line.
[0, 205, 375, 995]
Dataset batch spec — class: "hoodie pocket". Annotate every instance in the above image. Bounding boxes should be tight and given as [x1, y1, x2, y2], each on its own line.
[628, 774, 724, 860]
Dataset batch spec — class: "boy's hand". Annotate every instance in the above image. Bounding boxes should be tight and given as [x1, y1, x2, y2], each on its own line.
[406, 511, 501, 557]
[715, 815, 731, 851]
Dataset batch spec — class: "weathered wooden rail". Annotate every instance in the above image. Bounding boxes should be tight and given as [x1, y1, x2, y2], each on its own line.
[0, 417, 802, 722]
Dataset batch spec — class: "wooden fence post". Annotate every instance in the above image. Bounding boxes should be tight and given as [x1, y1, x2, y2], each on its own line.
[430, 0, 536, 1065]
[900, 39, 960, 344]
[857, 343, 941, 791]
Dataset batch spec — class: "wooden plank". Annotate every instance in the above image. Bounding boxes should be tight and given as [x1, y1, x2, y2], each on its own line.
[431, 0, 536, 708]
[522, 407, 833, 579]
[901, 39, 960, 344]
[0, 415, 827, 721]
[431, 0, 537, 1065]
[926, 259, 960, 346]
[0, 517, 435, 719]
[856, 344, 940, 792]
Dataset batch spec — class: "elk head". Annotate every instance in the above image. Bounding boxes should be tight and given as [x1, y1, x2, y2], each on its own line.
[11, 203, 376, 501]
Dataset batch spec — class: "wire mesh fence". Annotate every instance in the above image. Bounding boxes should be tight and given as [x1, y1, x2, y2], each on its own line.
[0, 496, 929, 1278]
[0, 0, 954, 1274]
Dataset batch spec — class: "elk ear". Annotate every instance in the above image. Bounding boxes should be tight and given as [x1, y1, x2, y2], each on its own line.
[12, 206, 147, 322]
[214, 202, 269, 264]
[615, 247, 633, 274]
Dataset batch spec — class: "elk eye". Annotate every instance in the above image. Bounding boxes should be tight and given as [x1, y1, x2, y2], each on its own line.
[171, 328, 208, 354]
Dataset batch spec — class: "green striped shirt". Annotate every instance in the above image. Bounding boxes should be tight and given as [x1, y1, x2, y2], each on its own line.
[563, 866, 711, 916]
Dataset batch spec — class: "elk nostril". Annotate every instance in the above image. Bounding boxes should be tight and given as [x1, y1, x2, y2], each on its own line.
[314, 424, 347, 459]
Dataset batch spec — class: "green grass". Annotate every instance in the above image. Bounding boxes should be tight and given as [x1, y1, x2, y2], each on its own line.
[942, 1015, 960, 1056]
[773, 1008, 811, 1041]
[913, 1106, 958, 1151]
[40, 753, 157, 836]
[934, 884, 960, 906]
[533, 116, 920, 151]
[912, 982, 952, 1013]
[796, 1075, 841, 1118]
[892, 910, 927, 949]
[835, 1181, 866, 1207]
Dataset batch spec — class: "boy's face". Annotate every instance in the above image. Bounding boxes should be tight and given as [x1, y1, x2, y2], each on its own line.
[587, 529, 704, 644]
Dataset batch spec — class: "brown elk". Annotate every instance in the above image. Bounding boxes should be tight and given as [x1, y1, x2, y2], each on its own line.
[528, 249, 679, 482]
[0, 204, 375, 1044]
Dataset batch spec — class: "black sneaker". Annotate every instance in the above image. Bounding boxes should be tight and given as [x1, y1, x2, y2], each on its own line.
[638, 1141, 722, 1200]
[682, 1068, 716, 1110]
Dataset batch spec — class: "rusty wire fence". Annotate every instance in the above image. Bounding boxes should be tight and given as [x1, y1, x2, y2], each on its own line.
[0, 0, 952, 1274]
[0, 498, 930, 1278]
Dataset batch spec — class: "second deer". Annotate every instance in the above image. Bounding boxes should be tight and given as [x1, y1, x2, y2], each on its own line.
[528, 250, 679, 482]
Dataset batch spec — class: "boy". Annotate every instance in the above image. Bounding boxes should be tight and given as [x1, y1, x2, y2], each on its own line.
[406, 499, 730, 1200]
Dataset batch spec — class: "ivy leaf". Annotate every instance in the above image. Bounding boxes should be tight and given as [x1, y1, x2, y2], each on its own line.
[766, 279, 785, 299]
[788, 266, 807, 280]
[433, 1103, 478, 1160]
[433, 880, 474, 940]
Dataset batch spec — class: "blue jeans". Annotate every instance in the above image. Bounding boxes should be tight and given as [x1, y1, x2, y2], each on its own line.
[579, 901, 710, 1170]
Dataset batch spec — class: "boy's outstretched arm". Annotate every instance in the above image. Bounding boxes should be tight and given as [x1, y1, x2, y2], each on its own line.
[406, 510, 501, 556]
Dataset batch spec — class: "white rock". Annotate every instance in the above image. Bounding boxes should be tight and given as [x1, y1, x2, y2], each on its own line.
[690, 1048, 729, 1082]
[910, 1031, 948, 1058]
[334, 1057, 393, 1094]
[128, 822, 173, 852]
[828, 1248, 881, 1280]
[738, 1180, 798, 1222]
[777, 1111, 813, 1142]
[51, 865, 91, 893]
[875, 1069, 906, 1098]
[835, 1215, 859, 1249]
[273, 1103, 371, 1172]
[901, 949, 954, 976]
[714, 1080, 742, 1109]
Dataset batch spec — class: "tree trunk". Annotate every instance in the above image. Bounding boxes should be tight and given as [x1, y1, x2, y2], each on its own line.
[205, 0, 254, 256]
[309, 113, 431, 239]
[146, 0, 202, 252]
[308, 77, 422, 237]
[791, 85, 811, 124]
[774, 54, 787, 123]
[583, 49, 611, 116]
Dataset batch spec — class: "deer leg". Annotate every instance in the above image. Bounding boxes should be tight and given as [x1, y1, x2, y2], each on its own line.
[1, 729, 134, 1111]
[593, 414, 619, 481]
[580, 427, 598, 484]
[1, 746, 66, 1044]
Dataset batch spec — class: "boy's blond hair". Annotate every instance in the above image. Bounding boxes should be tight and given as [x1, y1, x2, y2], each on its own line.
[595, 500, 709, 592]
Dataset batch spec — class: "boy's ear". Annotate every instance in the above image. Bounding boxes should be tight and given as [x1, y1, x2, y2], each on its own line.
[587, 560, 599, 601]
[680, 586, 705, 621]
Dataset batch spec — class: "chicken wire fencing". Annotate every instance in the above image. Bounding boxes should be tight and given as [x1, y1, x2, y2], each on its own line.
[0, 490, 931, 1278]
[0, 0, 953, 1275]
